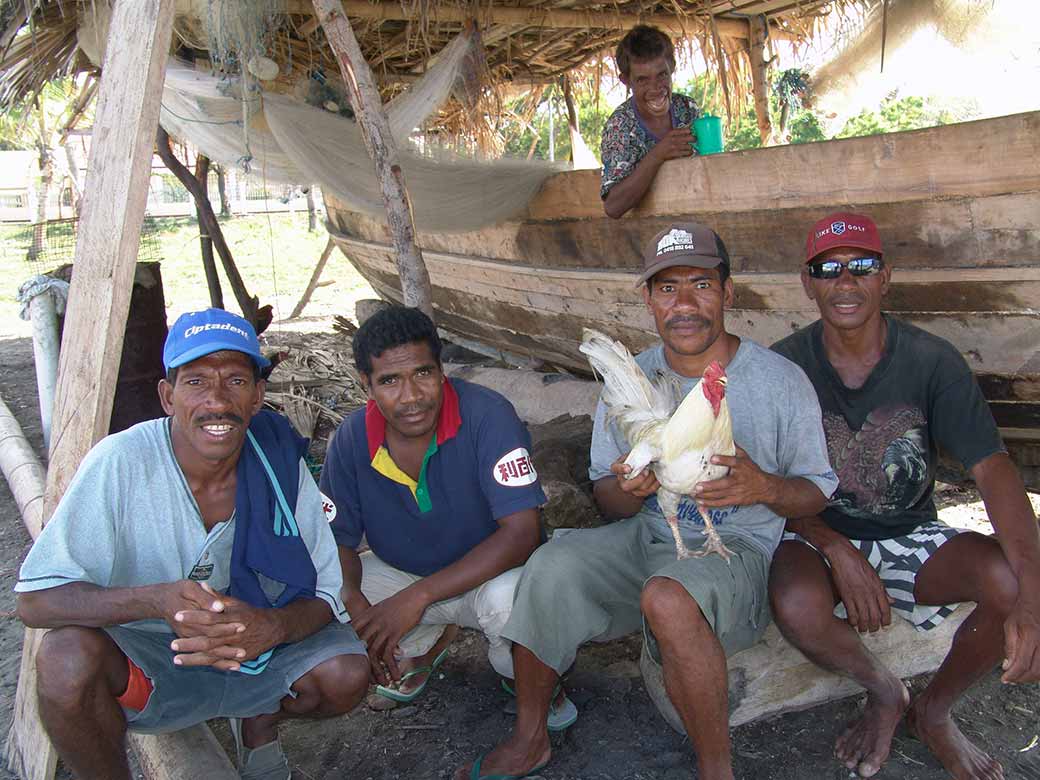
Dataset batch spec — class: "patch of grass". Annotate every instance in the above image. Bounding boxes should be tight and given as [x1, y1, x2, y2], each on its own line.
[0, 212, 374, 333]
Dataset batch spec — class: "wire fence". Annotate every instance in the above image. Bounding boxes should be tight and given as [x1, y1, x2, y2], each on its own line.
[1, 217, 165, 275]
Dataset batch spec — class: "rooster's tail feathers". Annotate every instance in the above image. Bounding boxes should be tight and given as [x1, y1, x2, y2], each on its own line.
[580, 329, 671, 419]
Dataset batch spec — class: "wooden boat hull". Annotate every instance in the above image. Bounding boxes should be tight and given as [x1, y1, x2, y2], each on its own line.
[324, 111, 1040, 478]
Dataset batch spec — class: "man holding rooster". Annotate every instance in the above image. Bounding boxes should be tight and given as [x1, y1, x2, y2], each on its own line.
[771, 212, 1040, 780]
[455, 223, 838, 780]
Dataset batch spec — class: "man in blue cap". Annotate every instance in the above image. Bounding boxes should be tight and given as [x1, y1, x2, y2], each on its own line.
[15, 309, 369, 780]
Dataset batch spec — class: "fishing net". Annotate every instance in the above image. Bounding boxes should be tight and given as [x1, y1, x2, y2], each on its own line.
[76, 2, 576, 233]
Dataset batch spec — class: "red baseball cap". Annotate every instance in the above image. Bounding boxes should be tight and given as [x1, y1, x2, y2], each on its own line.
[805, 212, 883, 263]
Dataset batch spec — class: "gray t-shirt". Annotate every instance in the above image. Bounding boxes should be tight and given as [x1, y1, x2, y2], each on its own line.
[589, 339, 839, 556]
[16, 418, 347, 631]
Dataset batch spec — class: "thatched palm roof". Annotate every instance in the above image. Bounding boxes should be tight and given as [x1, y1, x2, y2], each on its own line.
[1, 0, 871, 127]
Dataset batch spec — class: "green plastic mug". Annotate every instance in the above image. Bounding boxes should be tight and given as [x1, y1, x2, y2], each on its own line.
[692, 115, 724, 155]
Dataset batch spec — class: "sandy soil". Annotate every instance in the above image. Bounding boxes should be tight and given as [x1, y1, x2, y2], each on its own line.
[1, 327, 1039, 780]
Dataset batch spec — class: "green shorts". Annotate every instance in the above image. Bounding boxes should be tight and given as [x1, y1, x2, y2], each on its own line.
[501, 517, 772, 675]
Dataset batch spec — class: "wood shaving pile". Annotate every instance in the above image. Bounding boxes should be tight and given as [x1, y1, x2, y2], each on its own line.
[261, 337, 368, 455]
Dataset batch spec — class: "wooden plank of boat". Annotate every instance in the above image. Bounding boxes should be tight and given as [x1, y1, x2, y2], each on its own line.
[329, 190, 1040, 274]
[323, 111, 1040, 425]
[331, 228, 1040, 381]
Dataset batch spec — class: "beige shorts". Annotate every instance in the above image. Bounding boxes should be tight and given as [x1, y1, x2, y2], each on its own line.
[359, 550, 522, 678]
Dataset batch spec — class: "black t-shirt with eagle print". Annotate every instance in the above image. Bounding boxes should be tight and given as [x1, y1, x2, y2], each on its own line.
[772, 316, 1004, 540]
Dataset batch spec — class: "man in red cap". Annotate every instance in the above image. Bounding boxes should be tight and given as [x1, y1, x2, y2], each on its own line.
[771, 212, 1040, 779]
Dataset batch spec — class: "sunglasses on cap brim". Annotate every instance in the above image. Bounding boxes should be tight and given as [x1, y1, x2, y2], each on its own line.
[806, 256, 884, 279]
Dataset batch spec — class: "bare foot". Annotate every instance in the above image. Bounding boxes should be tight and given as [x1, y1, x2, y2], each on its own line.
[906, 701, 1003, 780]
[453, 733, 550, 780]
[834, 675, 910, 777]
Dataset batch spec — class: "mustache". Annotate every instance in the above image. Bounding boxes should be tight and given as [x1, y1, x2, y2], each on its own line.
[195, 413, 245, 426]
[665, 315, 711, 329]
[395, 404, 434, 417]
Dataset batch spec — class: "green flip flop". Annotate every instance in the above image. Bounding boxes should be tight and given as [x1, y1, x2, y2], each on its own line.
[500, 679, 578, 732]
[469, 752, 549, 780]
[374, 647, 450, 703]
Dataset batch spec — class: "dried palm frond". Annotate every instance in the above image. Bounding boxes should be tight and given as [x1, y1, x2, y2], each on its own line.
[267, 385, 330, 439]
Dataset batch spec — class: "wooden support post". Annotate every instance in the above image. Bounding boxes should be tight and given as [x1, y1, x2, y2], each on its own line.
[289, 237, 335, 319]
[193, 153, 225, 309]
[4, 2, 176, 778]
[156, 128, 259, 324]
[749, 16, 774, 146]
[313, 0, 435, 320]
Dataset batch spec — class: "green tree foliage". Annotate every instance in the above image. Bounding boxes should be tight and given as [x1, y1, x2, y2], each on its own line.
[501, 85, 612, 162]
[836, 91, 977, 138]
[0, 78, 84, 151]
[676, 72, 826, 152]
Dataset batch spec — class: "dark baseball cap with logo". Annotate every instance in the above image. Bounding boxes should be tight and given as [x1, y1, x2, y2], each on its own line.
[805, 211, 883, 262]
[636, 222, 730, 287]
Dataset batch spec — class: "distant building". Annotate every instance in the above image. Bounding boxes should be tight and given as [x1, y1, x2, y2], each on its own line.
[0, 151, 37, 222]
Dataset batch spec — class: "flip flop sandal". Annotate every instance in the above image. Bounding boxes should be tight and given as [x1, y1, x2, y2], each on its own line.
[228, 717, 291, 780]
[469, 752, 549, 780]
[374, 647, 450, 703]
[500, 679, 579, 732]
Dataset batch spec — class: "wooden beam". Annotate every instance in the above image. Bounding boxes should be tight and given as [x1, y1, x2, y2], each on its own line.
[132, 729, 238, 780]
[285, 0, 797, 40]
[749, 16, 773, 146]
[643, 604, 973, 730]
[4, 2, 176, 778]
[313, 0, 434, 318]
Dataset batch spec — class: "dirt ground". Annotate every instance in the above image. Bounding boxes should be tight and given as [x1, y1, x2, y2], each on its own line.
[1, 328, 1039, 780]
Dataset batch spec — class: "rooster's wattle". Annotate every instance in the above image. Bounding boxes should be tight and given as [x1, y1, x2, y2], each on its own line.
[580, 329, 736, 561]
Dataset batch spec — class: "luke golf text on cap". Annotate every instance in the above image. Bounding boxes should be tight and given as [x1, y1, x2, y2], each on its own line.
[805, 212, 883, 262]
[163, 308, 270, 371]
[636, 222, 730, 286]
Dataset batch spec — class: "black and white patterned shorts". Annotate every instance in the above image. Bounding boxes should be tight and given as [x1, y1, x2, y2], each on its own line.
[783, 521, 964, 631]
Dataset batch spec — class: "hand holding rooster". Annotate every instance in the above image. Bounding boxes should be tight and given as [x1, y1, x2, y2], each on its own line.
[693, 446, 776, 509]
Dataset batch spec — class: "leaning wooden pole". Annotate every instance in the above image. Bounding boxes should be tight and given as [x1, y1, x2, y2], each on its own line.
[157, 128, 259, 322]
[4, 2, 176, 778]
[313, 0, 434, 319]
[289, 236, 335, 319]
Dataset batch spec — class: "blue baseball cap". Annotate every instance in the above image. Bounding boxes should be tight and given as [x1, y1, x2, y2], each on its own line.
[163, 308, 271, 371]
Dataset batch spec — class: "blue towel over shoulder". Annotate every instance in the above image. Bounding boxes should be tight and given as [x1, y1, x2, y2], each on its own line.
[230, 410, 316, 611]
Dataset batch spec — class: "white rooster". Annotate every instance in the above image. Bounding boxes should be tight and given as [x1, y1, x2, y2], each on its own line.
[580, 328, 736, 561]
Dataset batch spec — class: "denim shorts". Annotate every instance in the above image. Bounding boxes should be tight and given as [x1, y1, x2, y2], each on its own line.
[104, 621, 366, 734]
